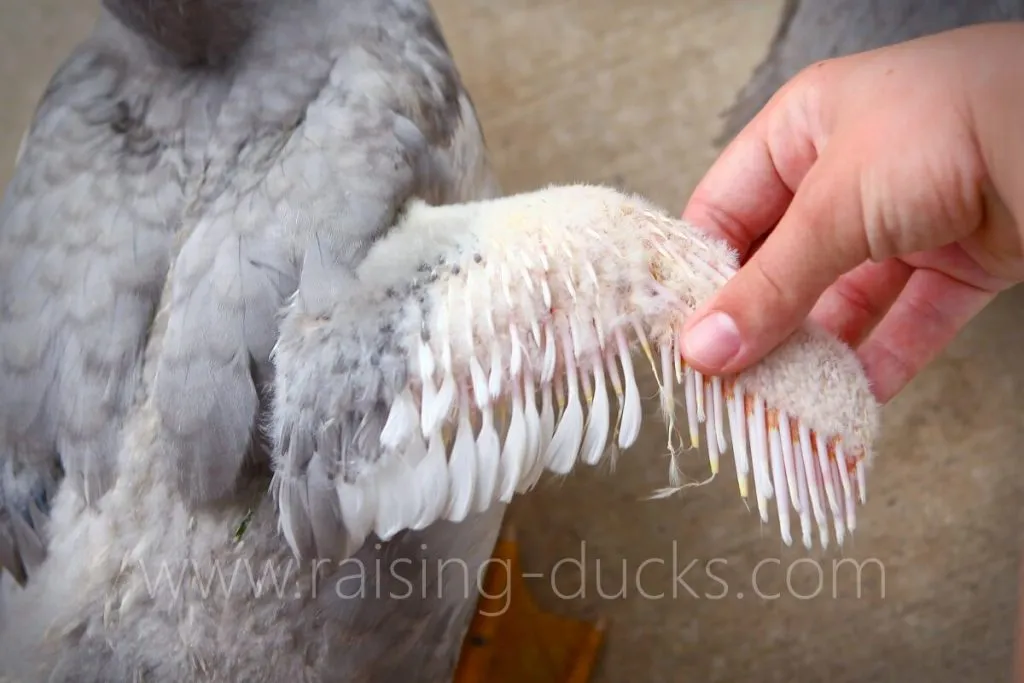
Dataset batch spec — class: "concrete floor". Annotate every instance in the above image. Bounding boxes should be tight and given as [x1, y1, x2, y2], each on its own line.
[1, 2, 1022, 681]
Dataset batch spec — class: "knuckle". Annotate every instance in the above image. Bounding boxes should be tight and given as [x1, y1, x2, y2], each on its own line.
[831, 274, 884, 323]
[750, 253, 795, 312]
[901, 290, 955, 341]
[862, 340, 913, 403]
[724, 252, 808, 358]
[690, 199, 758, 254]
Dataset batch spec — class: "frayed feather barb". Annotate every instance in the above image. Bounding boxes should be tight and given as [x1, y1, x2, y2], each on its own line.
[272, 184, 881, 560]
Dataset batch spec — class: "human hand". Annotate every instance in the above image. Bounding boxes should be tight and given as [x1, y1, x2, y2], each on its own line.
[679, 22, 1024, 402]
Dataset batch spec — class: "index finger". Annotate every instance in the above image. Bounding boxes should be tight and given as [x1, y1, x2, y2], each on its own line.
[683, 77, 824, 259]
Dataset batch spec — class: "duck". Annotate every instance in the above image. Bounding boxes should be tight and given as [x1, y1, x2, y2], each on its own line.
[0, 1, 609, 681]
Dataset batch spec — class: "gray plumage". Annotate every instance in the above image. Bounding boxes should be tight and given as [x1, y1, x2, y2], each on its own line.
[0, 0, 501, 680]
[718, 0, 1024, 143]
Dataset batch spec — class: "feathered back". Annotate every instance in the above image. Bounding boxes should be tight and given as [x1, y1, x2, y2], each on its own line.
[101, 0, 264, 67]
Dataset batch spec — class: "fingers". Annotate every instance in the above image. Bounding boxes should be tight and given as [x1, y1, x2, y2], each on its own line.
[683, 135, 793, 259]
[683, 76, 821, 258]
[856, 268, 995, 402]
[681, 144, 874, 376]
[808, 258, 914, 348]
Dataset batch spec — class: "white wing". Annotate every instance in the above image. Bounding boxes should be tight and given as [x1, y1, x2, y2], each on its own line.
[269, 185, 880, 563]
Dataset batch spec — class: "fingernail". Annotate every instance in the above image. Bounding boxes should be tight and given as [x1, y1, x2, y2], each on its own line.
[682, 312, 741, 370]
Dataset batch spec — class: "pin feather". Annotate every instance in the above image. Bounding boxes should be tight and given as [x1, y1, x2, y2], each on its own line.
[270, 184, 881, 561]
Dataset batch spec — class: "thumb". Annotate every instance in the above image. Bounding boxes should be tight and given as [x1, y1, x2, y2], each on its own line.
[680, 151, 873, 376]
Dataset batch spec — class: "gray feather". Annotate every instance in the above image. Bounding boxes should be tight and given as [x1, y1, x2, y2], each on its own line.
[0, 511, 26, 586]
[8, 513, 45, 577]
[151, 0, 481, 513]
[0, 451, 61, 583]
[0, 47, 186, 484]
[0, 10, 227, 580]
[306, 452, 349, 561]
[0, 1, 505, 680]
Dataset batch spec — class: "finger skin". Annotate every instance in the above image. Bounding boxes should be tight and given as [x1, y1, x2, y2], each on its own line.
[682, 141, 874, 376]
[855, 268, 995, 402]
[683, 135, 793, 260]
[683, 73, 820, 258]
[678, 28, 1007, 387]
[808, 258, 914, 348]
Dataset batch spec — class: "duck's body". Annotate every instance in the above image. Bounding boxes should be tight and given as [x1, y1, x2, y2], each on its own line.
[0, 1, 502, 681]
